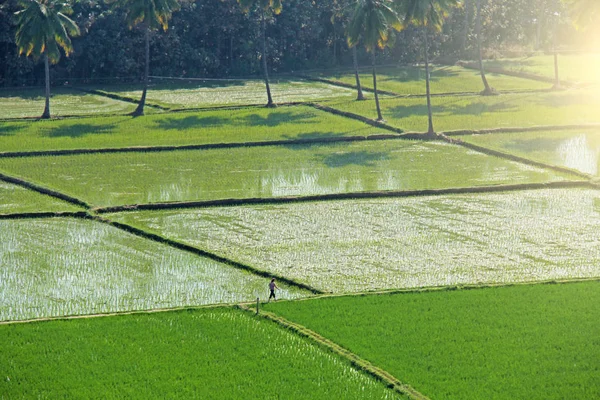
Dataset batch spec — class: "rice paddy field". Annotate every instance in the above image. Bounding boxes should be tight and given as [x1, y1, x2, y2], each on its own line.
[0, 181, 82, 214]
[324, 88, 600, 132]
[264, 281, 600, 400]
[0, 87, 135, 119]
[311, 65, 549, 94]
[483, 53, 600, 84]
[110, 189, 600, 293]
[0, 308, 403, 399]
[460, 128, 600, 176]
[0, 217, 307, 321]
[0, 106, 381, 153]
[0, 140, 573, 207]
[100, 78, 355, 109]
[2, 63, 599, 398]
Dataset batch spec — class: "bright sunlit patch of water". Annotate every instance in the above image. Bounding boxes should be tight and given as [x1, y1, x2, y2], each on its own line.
[557, 134, 598, 175]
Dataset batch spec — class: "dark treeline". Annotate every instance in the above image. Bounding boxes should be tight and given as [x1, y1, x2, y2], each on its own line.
[0, 0, 586, 87]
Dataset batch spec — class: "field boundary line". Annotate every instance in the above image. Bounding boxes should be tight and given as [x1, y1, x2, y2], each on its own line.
[71, 87, 169, 110]
[238, 303, 428, 400]
[0, 172, 90, 209]
[92, 181, 595, 214]
[308, 103, 409, 135]
[456, 61, 577, 87]
[0, 211, 88, 220]
[91, 215, 323, 295]
[442, 123, 600, 136]
[0, 134, 407, 159]
[441, 135, 593, 180]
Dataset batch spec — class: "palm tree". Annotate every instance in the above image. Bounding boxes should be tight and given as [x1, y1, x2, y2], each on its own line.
[347, 0, 402, 121]
[107, 0, 180, 116]
[475, 0, 495, 95]
[238, 0, 282, 108]
[14, 0, 80, 119]
[568, 0, 600, 28]
[399, 0, 459, 136]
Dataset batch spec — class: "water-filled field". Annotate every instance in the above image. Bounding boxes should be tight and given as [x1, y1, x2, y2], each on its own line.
[102, 79, 355, 108]
[0, 182, 82, 214]
[312, 65, 548, 94]
[0, 218, 307, 321]
[109, 189, 600, 292]
[461, 129, 600, 176]
[0, 308, 402, 399]
[0, 141, 573, 207]
[265, 281, 600, 400]
[0, 87, 135, 119]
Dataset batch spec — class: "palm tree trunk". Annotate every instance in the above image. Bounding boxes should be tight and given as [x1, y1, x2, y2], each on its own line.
[261, 10, 275, 107]
[372, 51, 382, 121]
[423, 29, 434, 136]
[133, 25, 150, 116]
[353, 46, 365, 100]
[41, 53, 51, 119]
[476, 0, 493, 95]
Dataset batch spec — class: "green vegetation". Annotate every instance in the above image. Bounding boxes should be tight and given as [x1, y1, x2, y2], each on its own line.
[0, 218, 307, 321]
[313, 65, 549, 95]
[0, 308, 402, 399]
[101, 79, 355, 108]
[0, 87, 135, 119]
[264, 281, 600, 400]
[324, 88, 600, 132]
[0, 182, 82, 214]
[109, 189, 600, 293]
[0, 141, 572, 207]
[0, 105, 380, 153]
[483, 54, 600, 84]
[461, 129, 600, 176]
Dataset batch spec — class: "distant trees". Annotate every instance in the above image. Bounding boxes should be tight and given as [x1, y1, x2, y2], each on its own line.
[14, 0, 80, 118]
[347, 0, 401, 121]
[107, 0, 180, 116]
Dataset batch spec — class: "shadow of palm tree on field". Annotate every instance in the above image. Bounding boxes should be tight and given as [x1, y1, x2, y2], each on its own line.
[243, 111, 316, 127]
[0, 124, 26, 136]
[46, 123, 118, 138]
[154, 115, 228, 130]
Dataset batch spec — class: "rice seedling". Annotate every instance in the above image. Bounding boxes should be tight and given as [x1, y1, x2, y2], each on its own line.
[264, 281, 600, 400]
[461, 128, 600, 176]
[312, 65, 548, 95]
[0, 182, 82, 214]
[0, 87, 135, 119]
[322, 88, 600, 132]
[0, 218, 308, 321]
[100, 79, 355, 108]
[0, 141, 572, 207]
[0, 106, 380, 153]
[483, 53, 600, 84]
[109, 189, 600, 293]
[0, 308, 404, 399]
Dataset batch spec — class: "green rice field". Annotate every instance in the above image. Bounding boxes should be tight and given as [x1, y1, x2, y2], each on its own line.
[110, 189, 600, 293]
[0, 106, 380, 153]
[312, 65, 549, 94]
[0, 308, 402, 399]
[0, 218, 307, 321]
[265, 281, 600, 400]
[101, 79, 355, 109]
[324, 88, 600, 132]
[0, 182, 82, 214]
[0, 141, 572, 207]
[483, 53, 600, 84]
[0, 87, 135, 119]
[461, 129, 600, 176]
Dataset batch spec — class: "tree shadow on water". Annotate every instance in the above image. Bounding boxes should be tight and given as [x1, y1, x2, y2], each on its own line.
[322, 150, 391, 168]
[154, 116, 228, 130]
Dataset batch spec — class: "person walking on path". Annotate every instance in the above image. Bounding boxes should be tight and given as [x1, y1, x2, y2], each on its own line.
[268, 278, 279, 302]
